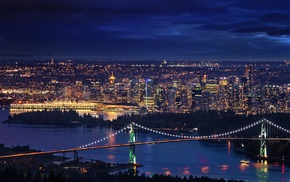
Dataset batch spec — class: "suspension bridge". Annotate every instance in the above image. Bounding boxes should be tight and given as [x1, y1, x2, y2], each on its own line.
[1, 118, 290, 164]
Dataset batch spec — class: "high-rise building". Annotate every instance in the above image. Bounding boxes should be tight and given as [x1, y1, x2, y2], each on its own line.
[217, 77, 229, 111]
[167, 86, 176, 109]
[244, 65, 254, 94]
[130, 79, 141, 104]
[156, 85, 166, 109]
[144, 78, 156, 109]
[205, 79, 217, 94]
[104, 74, 117, 103]
[63, 86, 73, 98]
[191, 83, 202, 110]
[75, 81, 83, 99]
[91, 82, 102, 101]
[82, 85, 91, 100]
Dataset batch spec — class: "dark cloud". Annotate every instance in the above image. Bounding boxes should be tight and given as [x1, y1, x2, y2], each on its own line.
[0, 0, 290, 60]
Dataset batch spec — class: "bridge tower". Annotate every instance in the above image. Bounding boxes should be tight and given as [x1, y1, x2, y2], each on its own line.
[74, 150, 78, 162]
[259, 120, 267, 158]
[129, 124, 136, 164]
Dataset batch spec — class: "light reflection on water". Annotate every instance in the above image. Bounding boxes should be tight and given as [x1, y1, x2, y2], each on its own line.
[0, 108, 290, 181]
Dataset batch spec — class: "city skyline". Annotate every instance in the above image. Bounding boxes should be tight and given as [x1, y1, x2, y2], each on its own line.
[1, 0, 290, 61]
[1, 60, 290, 116]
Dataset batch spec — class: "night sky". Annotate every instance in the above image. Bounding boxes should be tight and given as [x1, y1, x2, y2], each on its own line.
[1, 0, 290, 61]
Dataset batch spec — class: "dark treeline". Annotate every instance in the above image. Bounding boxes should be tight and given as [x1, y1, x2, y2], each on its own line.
[6, 110, 290, 136]
[6, 109, 107, 126]
[0, 143, 38, 155]
[0, 96, 13, 106]
[0, 167, 243, 182]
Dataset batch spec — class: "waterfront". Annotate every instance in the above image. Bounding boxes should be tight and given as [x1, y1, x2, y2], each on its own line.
[0, 109, 289, 181]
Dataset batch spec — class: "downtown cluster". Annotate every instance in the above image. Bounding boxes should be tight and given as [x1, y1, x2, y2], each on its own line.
[0, 60, 290, 115]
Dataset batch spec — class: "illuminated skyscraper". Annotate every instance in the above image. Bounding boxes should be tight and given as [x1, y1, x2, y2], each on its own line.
[82, 85, 91, 100]
[130, 79, 141, 104]
[63, 86, 73, 98]
[144, 78, 156, 109]
[217, 77, 229, 111]
[75, 81, 83, 99]
[244, 65, 254, 94]
[191, 83, 202, 110]
[156, 85, 166, 108]
[167, 87, 176, 109]
[104, 73, 117, 103]
[91, 82, 102, 101]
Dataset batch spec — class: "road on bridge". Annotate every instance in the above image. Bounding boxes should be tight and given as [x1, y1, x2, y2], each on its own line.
[0, 137, 290, 159]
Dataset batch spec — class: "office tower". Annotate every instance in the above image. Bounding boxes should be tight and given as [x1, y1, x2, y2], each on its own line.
[63, 86, 73, 99]
[130, 79, 141, 104]
[116, 83, 128, 103]
[191, 83, 202, 111]
[91, 82, 102, 101]
[167, 86, 176, 109]
[75, 81, 83, 99]
[244, 65, 254, 94]
[217, 77, 229, 111]
[156, 85, 166, 109]
[144, 78, 156, 110]
[82, 85, 91, 100]
[104, 74, 116, 103]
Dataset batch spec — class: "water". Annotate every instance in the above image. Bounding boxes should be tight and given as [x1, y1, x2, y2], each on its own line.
[0, 108, 289, 181]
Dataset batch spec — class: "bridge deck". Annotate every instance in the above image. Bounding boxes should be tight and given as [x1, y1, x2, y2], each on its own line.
[0, 137, 289, 159]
